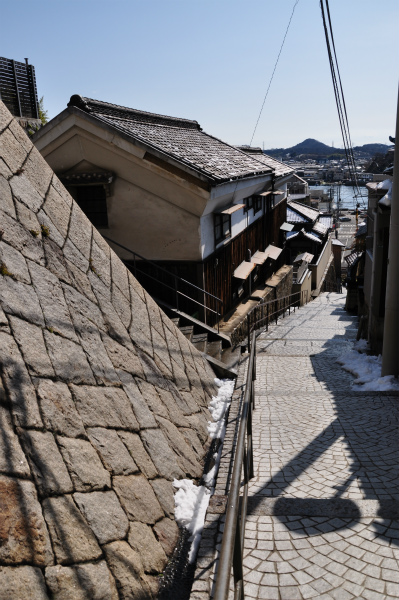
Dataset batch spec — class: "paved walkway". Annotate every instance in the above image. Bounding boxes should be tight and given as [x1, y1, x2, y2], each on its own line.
[241, 292, 398, 600]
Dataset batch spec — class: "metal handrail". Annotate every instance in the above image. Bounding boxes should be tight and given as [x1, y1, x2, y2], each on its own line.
[213, 331, 256, 600]
[247, 290, 309, 351]
[102, 235, 223, 331]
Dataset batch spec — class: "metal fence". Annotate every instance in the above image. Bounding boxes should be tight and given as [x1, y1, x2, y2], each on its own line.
[103, 236, 223, 331]
[0, 57, 39, 119]
[213, 330, 256, 600]
[246, 290, 309, 351]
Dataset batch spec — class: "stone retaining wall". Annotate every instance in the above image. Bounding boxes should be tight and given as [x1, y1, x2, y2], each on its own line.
[0, 101, 218, 599]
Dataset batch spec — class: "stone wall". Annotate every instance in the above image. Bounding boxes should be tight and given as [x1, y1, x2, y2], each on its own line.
[0, 101, 218, 599]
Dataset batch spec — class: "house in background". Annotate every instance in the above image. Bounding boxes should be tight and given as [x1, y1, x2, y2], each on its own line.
[33, 96, 293, 324]
[285, 200, 335, 295]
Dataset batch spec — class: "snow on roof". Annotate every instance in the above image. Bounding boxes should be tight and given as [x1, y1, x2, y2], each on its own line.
[287, 206, 307, 223]
[377, 179, 393, 191]
[287, 200, 320, 223]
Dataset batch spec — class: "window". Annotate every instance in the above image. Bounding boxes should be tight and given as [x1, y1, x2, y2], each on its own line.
[76, 185, 108, 227]
[214, 213, 231, 244]
[253, 196, 262, 214]
[244, 196, 253, 212]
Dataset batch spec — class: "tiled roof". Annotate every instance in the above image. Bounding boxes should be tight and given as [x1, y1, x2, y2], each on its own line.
[287, 200, 320, 223]
[67, 96, 274, 184]
[345, 250, 363, 267]
[312, 221, 328, 236]
[287, 207, 307, 223]
[319, 216, 333, 229]
[237, 147, 294, 178]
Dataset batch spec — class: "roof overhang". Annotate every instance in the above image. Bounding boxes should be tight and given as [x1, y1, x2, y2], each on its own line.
[264, 245, 283, 260]
[233, 260, 256, 280]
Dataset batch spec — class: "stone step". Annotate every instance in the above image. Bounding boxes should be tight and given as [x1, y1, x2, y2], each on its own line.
[179, 325, 194, 342]
[192, 333, 208, 353]
[170, 317, 180, 328]
[219, 345, 242, 371]
[206, 340, 223, 362]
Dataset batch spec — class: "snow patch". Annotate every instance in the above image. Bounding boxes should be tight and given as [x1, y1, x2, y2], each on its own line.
[173, 378, 235, 562]
[337, 346, 399, 392]
[207, 377, 235, 440]
[173, 479, 211, 563]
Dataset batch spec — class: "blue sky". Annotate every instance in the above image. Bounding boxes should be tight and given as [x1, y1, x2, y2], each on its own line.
[2, 0, 398, 149]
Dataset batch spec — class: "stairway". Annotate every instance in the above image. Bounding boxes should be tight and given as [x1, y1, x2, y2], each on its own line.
[167, 310, 242, 376]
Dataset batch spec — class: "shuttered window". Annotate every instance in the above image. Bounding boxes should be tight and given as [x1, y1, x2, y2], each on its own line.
[76, 185, 108, 227]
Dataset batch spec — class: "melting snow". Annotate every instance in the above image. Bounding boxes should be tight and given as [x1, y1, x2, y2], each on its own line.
[173, 377, 235, 562]
[337, 340, 399, 392]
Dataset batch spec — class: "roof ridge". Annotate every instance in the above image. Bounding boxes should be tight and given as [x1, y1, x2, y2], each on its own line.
[68, 95, 201, 130]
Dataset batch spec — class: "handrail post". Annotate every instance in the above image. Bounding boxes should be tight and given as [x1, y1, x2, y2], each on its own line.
[174, 276, 179, 311]
[247, 317, 251, 354]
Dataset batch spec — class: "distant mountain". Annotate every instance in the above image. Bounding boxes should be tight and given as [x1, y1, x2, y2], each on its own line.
[264, 138, 391, 159]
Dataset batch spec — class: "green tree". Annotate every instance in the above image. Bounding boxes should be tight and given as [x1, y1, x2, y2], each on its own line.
[38, 96, 48, 125]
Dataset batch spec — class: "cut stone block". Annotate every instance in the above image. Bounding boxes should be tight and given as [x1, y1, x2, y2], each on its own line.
[9, 174, 43, 213]
[153, 517, 180, 557]
[156, 415, 203, 478]
[43, 238, 71, 284]
[0, 406, 30, 477]
[22, 145, 53, 200]
[0, 475, 54, 566]
[0, 566, 49, 600]
[74, 491, 129, 545]
[42, 183, 71, 238]
[57, 437, 111, 491]
[15, 200, 41, 236]
[42, 495, 102, 565]
[29, 261, 77, 341]
[150, 478, 175, 519]
[0, 209, 45, 265]
[45, 561, 118, 600]
[118, 431, 158, 480]
[140, 428, 184, 481]
[0, 175, 16, 218]
[0, 128, 28, 173]
[43, 331, 96, 385]
[103, 541, 152, 600]
[67, 203, 92, 259]
[87, 428, 138, 476]
[36, 380, 86, 438]
[0, 241, 30, 283]
[70, 385, 139, 430]
[19, 430, 73, 496]
[111, 283, 131, 329]
[9, 316, 55, 377]
[128, 522, 167, 574]
[102, 334, 144, 378]
[113, 474, 164, 523]
[0, 274, 44, 327]
[0, 331, 43, 427]
[136, 379, 169, 419]
[117, 370, 157, 429]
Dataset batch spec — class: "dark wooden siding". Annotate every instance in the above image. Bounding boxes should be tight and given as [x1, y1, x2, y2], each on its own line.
[204, 200, 287, 321]
[123, 200, 287, 326]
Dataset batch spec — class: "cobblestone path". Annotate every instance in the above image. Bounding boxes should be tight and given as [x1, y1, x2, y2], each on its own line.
[242, 292, 398, 600]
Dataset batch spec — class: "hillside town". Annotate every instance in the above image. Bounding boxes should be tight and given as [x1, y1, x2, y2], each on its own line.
[0, 47, 397, 600]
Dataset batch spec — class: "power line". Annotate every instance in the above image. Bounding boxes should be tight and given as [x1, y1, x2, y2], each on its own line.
[249, 0, 300, 147]
[320, 0, 366, 206]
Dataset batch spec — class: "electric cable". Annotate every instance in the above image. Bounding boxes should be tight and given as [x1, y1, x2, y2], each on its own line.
[320, 0, 366, 207]
[249, 0, 300, 147]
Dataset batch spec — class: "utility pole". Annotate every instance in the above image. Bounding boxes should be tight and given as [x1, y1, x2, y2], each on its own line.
[381, 85, 399, 377]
